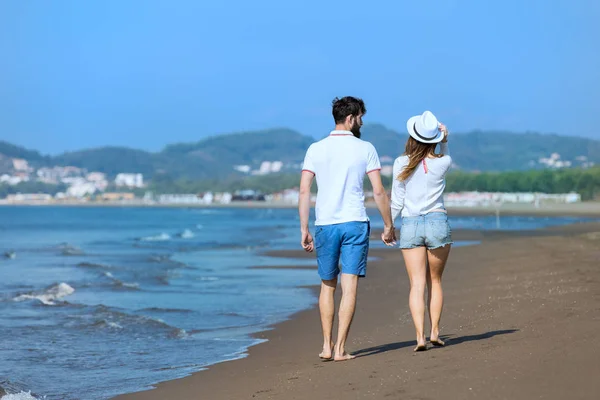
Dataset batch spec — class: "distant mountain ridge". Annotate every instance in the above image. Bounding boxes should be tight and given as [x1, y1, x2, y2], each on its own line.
[1, 125, 598, 178]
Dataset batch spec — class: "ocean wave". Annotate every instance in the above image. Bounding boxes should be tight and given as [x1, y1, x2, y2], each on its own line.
[13, 283, 75, 306]
[92, 319, 124, 330]
[139, 307, 193, 313]
[77, 261, 114, 269]
[178, 229, 195, 239]
[138, 233, 171, 242]
[148, 254, 172, 263]
[0, 380, 35, 400]
[1, 392, 39, 400]
[197, 276, 219, 281]
[102, 272, 140, 291]
[58, 243, 85, 256]
[71, 304, 188, 338]
[155, 275, 170, 285]
[192, 209, 221, 215]
[169, 328, 189, 339]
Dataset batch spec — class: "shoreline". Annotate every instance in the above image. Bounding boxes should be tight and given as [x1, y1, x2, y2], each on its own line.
[1, 200, 600, 217]
[113, 220, 600, 400]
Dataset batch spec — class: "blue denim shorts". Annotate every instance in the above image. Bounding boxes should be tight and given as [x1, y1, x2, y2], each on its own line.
[315, 221, 370, 280]
[399, 213, 453, 250]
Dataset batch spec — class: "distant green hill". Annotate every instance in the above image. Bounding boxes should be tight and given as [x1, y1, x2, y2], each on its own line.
[1, 126, 598, 178]
[0, 140, 48, 162]
[361, 125, 600, 171]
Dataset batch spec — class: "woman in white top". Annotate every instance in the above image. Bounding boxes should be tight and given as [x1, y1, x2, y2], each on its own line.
[391, 111, 452, 352]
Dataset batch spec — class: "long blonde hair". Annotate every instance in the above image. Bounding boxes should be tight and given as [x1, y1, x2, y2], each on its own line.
[397, 137, 444, 181]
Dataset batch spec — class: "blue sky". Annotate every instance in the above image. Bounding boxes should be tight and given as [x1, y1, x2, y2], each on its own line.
[1, 0, 599, 154]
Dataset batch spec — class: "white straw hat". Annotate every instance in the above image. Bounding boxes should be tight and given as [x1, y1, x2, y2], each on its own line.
[406, 111, 444, 144]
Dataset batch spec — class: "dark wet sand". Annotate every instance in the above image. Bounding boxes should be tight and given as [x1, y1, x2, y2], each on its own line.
[115, 221, 600, 400]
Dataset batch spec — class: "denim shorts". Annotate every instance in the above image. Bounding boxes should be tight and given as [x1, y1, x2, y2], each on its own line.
[315, 221, 370, 280]
[399, 213, 453, 250]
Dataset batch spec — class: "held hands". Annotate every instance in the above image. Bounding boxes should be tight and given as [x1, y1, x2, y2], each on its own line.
[301, 231, 314, 252]
[381, 225, 397, 247]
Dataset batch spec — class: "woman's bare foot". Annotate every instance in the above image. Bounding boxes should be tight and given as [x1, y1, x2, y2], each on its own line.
[319, 342, 334, 359]
[414, 337, 427, 352]
[414, 344, 427, 352]
[430, 329, 445, 347]
[334, 352, 356, 362]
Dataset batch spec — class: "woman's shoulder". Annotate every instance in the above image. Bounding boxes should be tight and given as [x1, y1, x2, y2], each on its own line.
[431, 154, 452, 162]
[392, 156, 408, 175]
[394, 155, 409, 165]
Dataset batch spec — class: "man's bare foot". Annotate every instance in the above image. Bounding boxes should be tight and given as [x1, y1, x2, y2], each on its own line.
[319, 342, 334, 359]
[334, 352, 356, 362]
[430, 337, 445, 347]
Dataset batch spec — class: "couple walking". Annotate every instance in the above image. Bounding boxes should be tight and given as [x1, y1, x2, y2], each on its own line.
[298, 96, 452, 360]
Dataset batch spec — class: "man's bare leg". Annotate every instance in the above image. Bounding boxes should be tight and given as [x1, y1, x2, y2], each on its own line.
[334, 273, 358, 361]
[319, 278, 337, 359]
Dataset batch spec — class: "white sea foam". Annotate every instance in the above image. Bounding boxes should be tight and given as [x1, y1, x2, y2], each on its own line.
[13, 283, 75, 306]
[140, 233, 171, 242]
[179, 229, 195, 239]
[1, 391, 39, 400]
[103, 272, 139, 290]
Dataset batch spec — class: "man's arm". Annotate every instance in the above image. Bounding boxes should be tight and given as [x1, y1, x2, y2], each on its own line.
[367, 170, 396, 246]
[298, 170, 315, 252]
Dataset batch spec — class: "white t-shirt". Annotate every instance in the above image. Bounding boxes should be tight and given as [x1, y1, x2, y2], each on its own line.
[391, 143, 451, 220]
[302, 130, 381, 226]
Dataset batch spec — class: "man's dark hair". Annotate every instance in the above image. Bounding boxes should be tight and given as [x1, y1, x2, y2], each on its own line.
[331, 96, 366, 124]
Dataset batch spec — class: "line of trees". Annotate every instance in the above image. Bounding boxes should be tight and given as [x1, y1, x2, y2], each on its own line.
[0, 181, 67, 198]
[444, 167, 600, 200]
[143, 167, 600, 201]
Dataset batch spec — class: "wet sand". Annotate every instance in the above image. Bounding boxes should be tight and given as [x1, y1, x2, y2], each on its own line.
[115, 221, 600, 400]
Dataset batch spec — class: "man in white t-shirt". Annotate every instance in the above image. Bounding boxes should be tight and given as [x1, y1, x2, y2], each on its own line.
[298, 96, 396, 361]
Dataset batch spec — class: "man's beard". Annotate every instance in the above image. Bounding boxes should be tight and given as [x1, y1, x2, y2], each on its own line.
[350, 122, 361, 138]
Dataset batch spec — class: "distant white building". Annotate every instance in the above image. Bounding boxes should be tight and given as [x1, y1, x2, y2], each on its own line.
[0, 174, 28, 185]
[37, 166, 85, 184]
[259, 161, 272, 175]
[12, 159, 30, 172]
[86, 172, 108, 191]
[86, 172, 106, 182]
[234, 165, 251, 174]
[538, 153, 572, 168]
[158, 194, 201, 204]
[6, 193, 52, 202]
[219, 192, 232, 204]
[203, 192, 214, 205]
[115, 173, 144, 188]
[444, 191, 581, 207]
[254, 160, 284, 175]
[381, 165, 394, 177]
[271, 161, 283, 173]
[67, 182, 97, 198]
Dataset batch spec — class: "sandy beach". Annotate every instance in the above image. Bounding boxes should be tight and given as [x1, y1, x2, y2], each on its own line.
[114, 220, 600, 400]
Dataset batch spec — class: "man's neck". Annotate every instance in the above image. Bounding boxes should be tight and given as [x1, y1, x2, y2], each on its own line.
[334, 124, 349, 132]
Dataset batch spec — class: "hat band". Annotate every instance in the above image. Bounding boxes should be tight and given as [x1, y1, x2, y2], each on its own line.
[413, 123, 436, 141]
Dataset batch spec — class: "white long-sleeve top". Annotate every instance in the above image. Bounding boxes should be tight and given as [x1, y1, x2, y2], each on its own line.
[391, 143, 451, 221]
